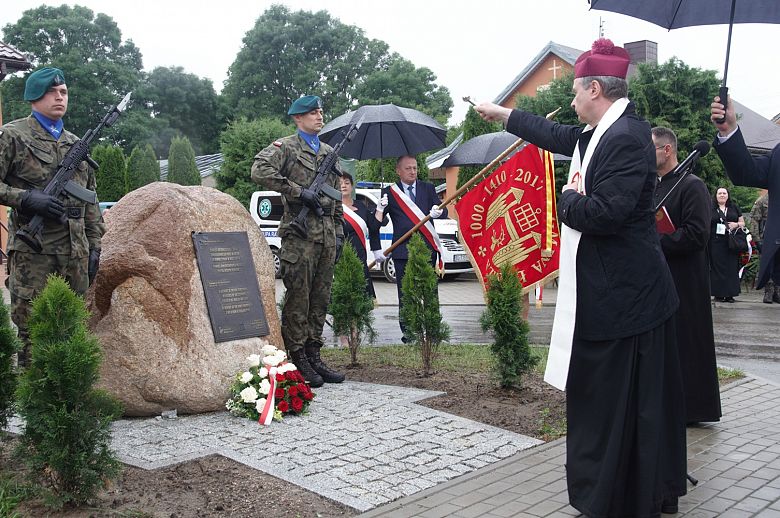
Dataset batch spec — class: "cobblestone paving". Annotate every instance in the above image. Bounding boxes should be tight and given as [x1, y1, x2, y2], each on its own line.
[33, 381, 539, 512]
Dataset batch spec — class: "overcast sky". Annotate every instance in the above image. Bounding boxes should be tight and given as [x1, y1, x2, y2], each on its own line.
[3, 0, 779, 126]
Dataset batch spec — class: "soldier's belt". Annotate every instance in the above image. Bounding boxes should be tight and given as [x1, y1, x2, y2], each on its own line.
[288, 203, 336, 217]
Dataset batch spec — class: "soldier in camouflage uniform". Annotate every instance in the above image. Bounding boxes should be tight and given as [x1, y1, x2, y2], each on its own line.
[750, 191, 777, 303]
[0, 68, 105, 367]
[251, 95, 345, 387]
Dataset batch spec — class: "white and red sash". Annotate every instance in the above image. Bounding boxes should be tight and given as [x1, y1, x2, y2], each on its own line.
[389, 183, 445, 274]
[342, 205, 370, 257]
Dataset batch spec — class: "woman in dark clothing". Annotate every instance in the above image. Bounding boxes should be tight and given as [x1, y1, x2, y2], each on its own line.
[339, 172, 382, 299]
[709, 187, 746, 302]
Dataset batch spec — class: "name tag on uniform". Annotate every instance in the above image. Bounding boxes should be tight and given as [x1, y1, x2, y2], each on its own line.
[716, 223, 726, 235]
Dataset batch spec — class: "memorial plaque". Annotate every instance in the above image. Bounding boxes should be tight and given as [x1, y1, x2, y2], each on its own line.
[192, 231, 270, 342]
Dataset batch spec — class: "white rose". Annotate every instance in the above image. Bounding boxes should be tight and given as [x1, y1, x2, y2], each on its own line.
[240, 371, 253, 384]
[269, 366, 278, 376]
[261, 344, 278, 356]
[275, 350, 287, 362]
[258, 367, 268, 378]
[259, 379, 271, 395]
[247, 354, 261, 367]
[278, 363, 291, 373]
[265, 355, 281, 367]
[239, 386, 258, 403]
[255, 398, 267, 412]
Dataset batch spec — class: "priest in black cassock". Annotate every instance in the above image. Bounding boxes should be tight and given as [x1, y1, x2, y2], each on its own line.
[477, 39, 687, 517]
[652, 127, 722, 424]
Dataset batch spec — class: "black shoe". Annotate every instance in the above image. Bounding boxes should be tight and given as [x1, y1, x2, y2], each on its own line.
[773, 286, 780, 304]
[289, 349, 324, 387]
[305, 344, 345, 383]
[661, 496, 678, 514]
[724, 296, 736, 303]
[764, 288, 774, 304]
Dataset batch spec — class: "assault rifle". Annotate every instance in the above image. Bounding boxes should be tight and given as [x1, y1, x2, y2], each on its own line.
[17, 92, 132, 253]
[289, 114, 365, 238]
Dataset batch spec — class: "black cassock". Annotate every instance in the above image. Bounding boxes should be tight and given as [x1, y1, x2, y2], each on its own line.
[655, 171, 722, 423]
[342, 198, 381, 298]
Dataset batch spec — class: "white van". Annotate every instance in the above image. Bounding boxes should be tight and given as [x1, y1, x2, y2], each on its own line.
[249, 189, 472, 282]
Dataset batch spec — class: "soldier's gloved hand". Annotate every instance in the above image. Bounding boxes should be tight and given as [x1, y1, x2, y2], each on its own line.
[88, 248, 101, 285]
[299, 188, 322, 212]
[335, 236, 344, 264]
[20, 189, 65, 220]
[372, 250, 386, 263]
[429, 204, 443, 219]
[377, 194, 389, 212]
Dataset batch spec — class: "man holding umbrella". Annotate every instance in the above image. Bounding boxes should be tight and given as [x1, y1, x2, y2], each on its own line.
[711, 96, 780, 304]
[252, 95, 345, 388]
[477, 38, 686, 516]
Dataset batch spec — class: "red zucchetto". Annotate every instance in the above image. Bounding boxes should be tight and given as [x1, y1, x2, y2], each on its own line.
[574, 38, 630, 79]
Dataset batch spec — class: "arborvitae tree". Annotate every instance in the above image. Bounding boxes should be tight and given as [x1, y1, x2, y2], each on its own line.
[167, 136, 201, 186]
[0, 303, 21, 433]
[455, 108, 503, 189]
[91, 144, 127, 202]
[215, 117, 293, 208]
[400, 234, 450, 376]
[480, 262, 538, 388]
[329, 243, 376, 366]
[126, 144, 161, 191]
[15, 275, 123, 507]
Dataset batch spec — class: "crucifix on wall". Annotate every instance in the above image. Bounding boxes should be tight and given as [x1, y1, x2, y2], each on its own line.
[548, 59, 562, 79]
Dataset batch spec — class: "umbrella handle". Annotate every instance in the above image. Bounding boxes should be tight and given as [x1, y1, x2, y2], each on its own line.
[715, 86, 729, 124]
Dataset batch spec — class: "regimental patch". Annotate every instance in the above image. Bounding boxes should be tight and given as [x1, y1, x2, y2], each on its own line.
[273, 140, 282, 147]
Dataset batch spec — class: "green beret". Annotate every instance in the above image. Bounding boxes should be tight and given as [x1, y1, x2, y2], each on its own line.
[288, 95, 323, 115]
[24, 67, 66, 102]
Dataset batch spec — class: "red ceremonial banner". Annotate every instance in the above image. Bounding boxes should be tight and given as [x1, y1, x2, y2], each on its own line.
[455, 143, 560, 293]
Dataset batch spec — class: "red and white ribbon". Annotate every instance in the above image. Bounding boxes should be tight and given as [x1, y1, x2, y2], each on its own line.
[389, 184, 445, 274]
[342, 205, 370, 256]
[258, 367, 278, 426]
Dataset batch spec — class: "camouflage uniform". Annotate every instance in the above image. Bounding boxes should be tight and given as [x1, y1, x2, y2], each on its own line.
[0, 115, 105, 348]
[251, 134, 343, 352]
[750, 192, 775, 299]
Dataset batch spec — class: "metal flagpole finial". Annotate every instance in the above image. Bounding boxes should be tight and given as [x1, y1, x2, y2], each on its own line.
[462, 96, 477, 107]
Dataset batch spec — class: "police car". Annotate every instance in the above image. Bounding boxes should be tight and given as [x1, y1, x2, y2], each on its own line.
[249, 189, 472, 282]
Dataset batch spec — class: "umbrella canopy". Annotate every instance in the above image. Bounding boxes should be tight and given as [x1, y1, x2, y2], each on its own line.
[443, 131, 570, 167]
[589, 0, 780, 86]
[319, 104, 446, 159]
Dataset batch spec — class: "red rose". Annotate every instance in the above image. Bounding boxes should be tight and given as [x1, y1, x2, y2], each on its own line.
[291, 397, 304, 412]
[294, 371, 305, 382]
[277, 400, 289, 412]
[275, 387, 285, 399]
[285, 371, 297, 381]
[276, 373, 285, 382]
[297, 383, 309, 393]
[288, 385, 299, 397]
[302, 390, 314, 401]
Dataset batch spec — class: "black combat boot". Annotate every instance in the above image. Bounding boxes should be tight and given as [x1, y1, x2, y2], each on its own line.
[305, 343, 345, 383]
[764, 285, 774, 304]
[774, 284, 780, 304]
[289, 349, 324, 387]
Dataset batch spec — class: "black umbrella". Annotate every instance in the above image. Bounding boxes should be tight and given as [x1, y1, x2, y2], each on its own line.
[589, 0, 780, 112]
[443, 131, 570, 167]
[319, 104, 446, 159]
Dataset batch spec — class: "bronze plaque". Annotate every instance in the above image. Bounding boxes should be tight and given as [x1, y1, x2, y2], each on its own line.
[192, 231, 269, 343]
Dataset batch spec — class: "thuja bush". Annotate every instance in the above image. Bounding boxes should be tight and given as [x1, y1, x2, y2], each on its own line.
[15, 275, 123, 507]
[0, 303, 21, 433]
[400, 234, 450, 376]
[329, 243, 376, 366]
[480, 262, 538, 388]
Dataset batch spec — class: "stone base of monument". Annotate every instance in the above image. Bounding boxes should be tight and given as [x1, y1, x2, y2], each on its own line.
[86, 183, 282, 417]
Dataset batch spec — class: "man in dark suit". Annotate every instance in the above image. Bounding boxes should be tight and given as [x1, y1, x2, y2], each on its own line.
[711, 95, 779, 301]
[374, 155, 446, 341]
[476, 38, 686, 516]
